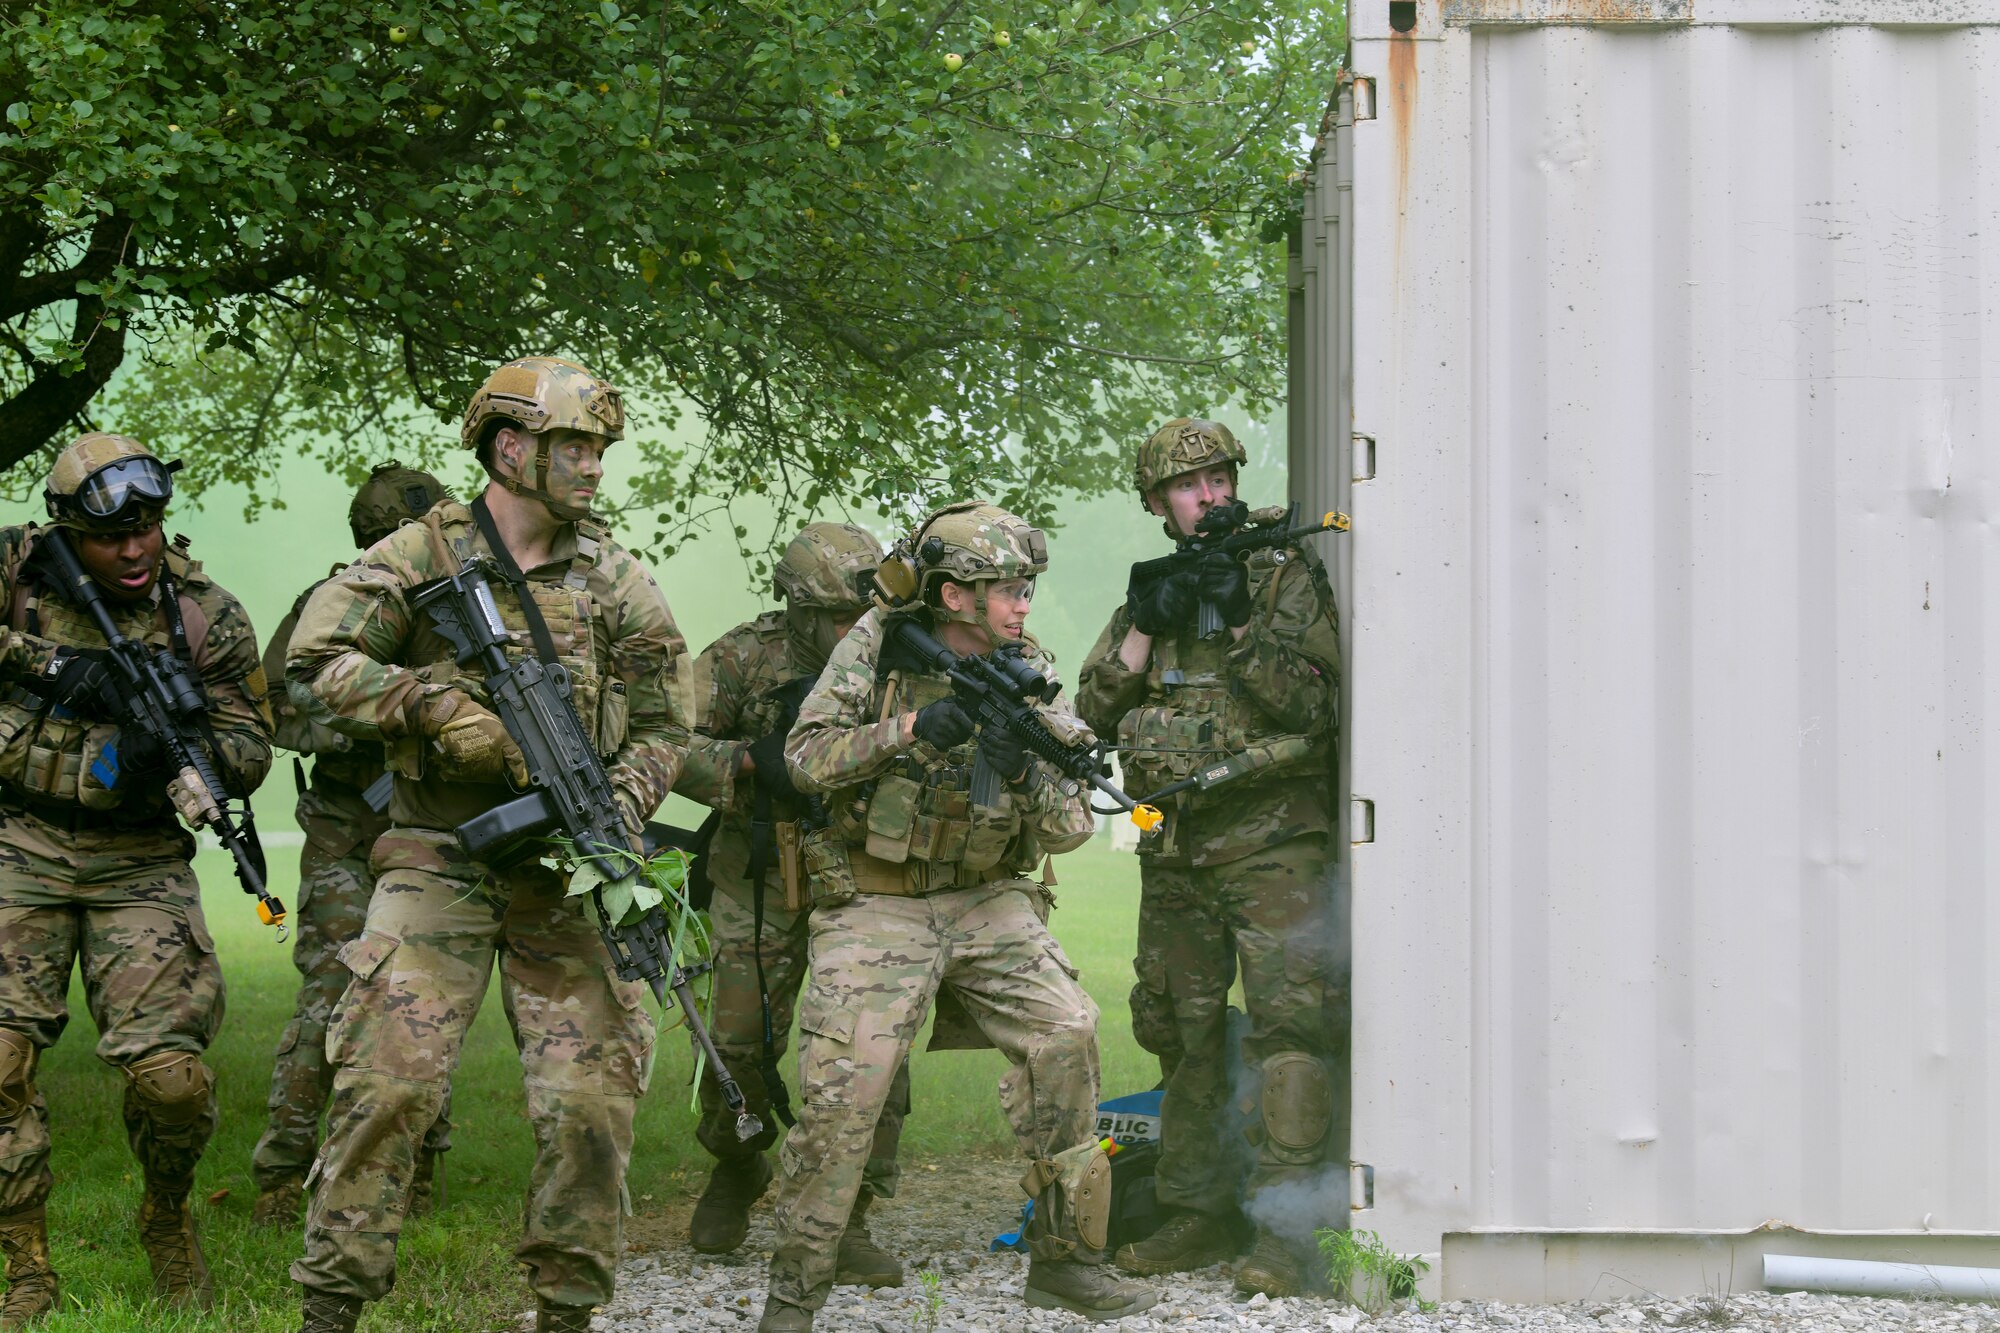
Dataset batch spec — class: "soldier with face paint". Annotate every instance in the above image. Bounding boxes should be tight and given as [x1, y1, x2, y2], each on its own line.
[0, 433, 274, 1323]
[1077, 418, 1342, 1299]
[676, 522, 909, 1287]
[251, 463, 455, 1230]
[286, 358, 693, 1333]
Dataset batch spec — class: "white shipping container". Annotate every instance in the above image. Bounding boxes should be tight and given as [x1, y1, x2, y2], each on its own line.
[1293, 0, 2000, 1301]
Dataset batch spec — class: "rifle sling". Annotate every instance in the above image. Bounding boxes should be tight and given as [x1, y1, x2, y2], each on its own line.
[469, 495, 564, 667]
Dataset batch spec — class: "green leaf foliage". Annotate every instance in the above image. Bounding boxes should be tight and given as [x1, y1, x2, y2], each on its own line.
[0, 0, 1344, 539]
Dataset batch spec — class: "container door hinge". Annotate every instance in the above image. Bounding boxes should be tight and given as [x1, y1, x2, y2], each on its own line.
[1353, 433, 1377, 483]
[1351, 797, 1376, 845]
[1351, 1162, 1376, 1211]
[1352, 76, 1378, 122]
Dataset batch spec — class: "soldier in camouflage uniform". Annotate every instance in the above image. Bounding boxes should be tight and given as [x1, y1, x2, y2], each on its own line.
[250, 464, 455, 1229]
[0, 433, 274, 1324]
[1076, 419, 1342, 1298]
[757, 502, 1157, 1332]
[286, 358, 692, 1333]
[678, 522, 911, 1286]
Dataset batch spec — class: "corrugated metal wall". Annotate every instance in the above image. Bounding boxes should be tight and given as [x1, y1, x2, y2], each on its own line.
[1339, 0, 2000, 1263]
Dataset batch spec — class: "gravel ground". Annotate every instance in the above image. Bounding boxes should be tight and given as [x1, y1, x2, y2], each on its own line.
[587, 1156, 2000, 1333]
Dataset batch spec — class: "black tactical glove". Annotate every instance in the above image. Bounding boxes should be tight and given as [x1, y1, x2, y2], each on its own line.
[1197, 551, 1254, 628]
[911, 697, 975, 750]
[44, 647, 114, 718]
[747, 728, 798, 801]
[1127, 567, 1199, 636]
[110, 726, 168, 780]
[978, 723, 1032, 788]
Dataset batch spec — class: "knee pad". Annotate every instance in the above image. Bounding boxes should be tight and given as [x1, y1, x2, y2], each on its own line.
[1260, 1051, 1332, 1166]
[1019, 1140, 1112, 1259]
[124, 1050, 214, 1128]
[0, 1031, 37, 1122]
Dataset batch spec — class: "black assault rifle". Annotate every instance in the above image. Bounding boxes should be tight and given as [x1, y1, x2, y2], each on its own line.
[409, 558, 763, 1142]
[883, 614, 1158, 827]
[37, 529, 284, 932]
[1127, 500, 1349, 640]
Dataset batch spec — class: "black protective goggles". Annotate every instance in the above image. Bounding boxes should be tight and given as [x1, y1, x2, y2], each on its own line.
[65, 456, 181, 520]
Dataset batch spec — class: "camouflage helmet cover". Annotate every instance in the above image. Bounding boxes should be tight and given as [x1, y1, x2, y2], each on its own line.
[44, 432, 179, 533]
[773, 521, 884, 611]
[1133, 417, 1246, 498]
[459, 356, 626, 450]
[348, 460, 452, 548]
[911, 500, 1048, 594]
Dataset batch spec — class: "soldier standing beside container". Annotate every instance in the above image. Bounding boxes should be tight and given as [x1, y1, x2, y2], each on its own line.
[678, 522, 909, 1287]
[1077, 418, 1342, 1298]
[0, 433, 274, 1321]
[756, 502, 1157, 1331]
[251, 463, 455, 1229]
[286, 358, 691, 1333]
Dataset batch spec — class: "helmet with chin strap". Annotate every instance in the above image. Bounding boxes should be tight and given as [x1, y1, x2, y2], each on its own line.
[775, 521, 884, 666]
[875, 500, 1048, 631]
[460, 356, 625, 521]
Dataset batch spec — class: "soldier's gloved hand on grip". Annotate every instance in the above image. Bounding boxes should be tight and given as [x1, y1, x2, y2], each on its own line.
[1197, 551, 1254, 628]
[1127, 567, 1198, 636]
[113, 726, 168, 779]
[44, 647, 114, 718]
[977, 723, 1033, 788]
[747, 728, 798, 800]
[418, 688, 530, 787]
[911, 697, 975, 750]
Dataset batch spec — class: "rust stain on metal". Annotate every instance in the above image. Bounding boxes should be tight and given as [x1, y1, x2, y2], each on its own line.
[1389, 29, 1418, 286]
[1441, 0, 1692, 22]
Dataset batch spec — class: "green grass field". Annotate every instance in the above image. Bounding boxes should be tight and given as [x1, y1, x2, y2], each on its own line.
[26, 835, 1153, 1331]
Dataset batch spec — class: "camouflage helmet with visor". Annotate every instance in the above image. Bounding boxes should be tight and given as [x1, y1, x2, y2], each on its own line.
[44, 433, 181, 534]
[348, 461, 452, 548]
[895, 500, 1048, 629]
[1132, 417, 1246, 504]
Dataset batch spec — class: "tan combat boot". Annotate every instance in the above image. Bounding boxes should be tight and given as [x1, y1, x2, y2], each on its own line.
[833, 1193, 903, 1288]
[689, 1155, 773, 1254]
[299, 1285, 365, 1333]
[252, 1176, 305, 1229]
[1113, 1209, 1235, 1275]
[0, 1206, 57, 1329]
[1233, 1227, 1305, 1299]
[138, 1185, 213, 1310]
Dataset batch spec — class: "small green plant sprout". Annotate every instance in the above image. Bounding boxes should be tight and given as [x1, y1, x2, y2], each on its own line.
[913, 1268, 944, 1333]
[1315, 1226, 1431, 1315]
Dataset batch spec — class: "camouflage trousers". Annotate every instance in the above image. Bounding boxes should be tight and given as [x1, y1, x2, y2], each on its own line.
[1131, 834, 1341, 1218]
[252, 782, 450, 1191]
[769, 879, 1100, 1311]
[698, 859, 908, 1199]
[291, 827, 655, 1308]
[0, 807, 223, 1215]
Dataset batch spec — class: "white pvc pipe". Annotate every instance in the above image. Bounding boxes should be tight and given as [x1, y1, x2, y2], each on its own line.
[1765, 1254, 2000, 1300]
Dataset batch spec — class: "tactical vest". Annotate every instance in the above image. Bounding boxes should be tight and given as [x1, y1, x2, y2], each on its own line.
[265, 569, 384, 793]
[384, 503, 628, 787]
[1116, 543, 1332, 795]
[0, 533, 210, 817]
[829, 638, 1044, 894]
[726, 612, 812, 744]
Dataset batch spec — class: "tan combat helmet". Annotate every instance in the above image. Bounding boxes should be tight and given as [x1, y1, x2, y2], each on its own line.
[460, 355, 625, 521]
[43, 432, 181, 533]
[876, 500, 1049, 629]
[773, 522, 884, 611]
[348, 461, 452, 548]
[776, 522, 885, 665]
[1132, 417, 1246, 507]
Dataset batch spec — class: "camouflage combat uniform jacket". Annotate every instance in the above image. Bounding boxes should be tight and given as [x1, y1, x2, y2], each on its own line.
[285, 499, 690, 1309]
